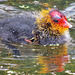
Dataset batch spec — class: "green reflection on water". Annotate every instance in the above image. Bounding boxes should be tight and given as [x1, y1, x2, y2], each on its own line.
[0, 43, 75, 75]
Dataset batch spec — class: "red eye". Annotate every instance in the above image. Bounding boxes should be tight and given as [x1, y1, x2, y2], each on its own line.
[53, 19, 59, 23]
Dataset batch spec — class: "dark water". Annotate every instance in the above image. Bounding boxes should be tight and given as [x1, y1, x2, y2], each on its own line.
[0, 0, 75, 75]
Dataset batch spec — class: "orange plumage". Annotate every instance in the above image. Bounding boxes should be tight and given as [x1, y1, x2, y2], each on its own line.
[35, 8, 72, 36]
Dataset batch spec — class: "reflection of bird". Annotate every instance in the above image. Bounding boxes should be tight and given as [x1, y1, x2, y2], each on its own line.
[0, 9, 72, 45]
[35, 44, 69, 73]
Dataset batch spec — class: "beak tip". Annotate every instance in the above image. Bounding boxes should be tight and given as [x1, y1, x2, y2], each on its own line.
[69, 25, 73, 28]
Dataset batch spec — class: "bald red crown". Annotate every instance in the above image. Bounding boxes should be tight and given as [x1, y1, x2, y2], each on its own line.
[49, 10, 72, 28]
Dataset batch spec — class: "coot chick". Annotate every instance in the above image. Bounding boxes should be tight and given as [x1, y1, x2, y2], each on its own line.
[0, 9, 72, 45]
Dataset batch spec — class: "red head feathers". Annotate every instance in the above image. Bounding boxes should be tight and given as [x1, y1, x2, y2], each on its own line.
[49, 10, 72, 28]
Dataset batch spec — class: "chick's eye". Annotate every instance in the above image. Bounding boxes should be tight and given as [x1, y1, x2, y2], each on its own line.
[53, 19, 59, 23]
[61, 15, 62, 18]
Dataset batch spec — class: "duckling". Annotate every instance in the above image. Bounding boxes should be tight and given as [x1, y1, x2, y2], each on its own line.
[0, 9, 72, 45]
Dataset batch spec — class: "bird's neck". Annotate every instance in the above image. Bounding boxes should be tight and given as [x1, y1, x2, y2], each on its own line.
[62, 29, 71, 41]
[35, 21, 69, 38]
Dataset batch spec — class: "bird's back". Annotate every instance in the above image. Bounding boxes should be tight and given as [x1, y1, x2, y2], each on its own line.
[0, 15, 36, 44]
